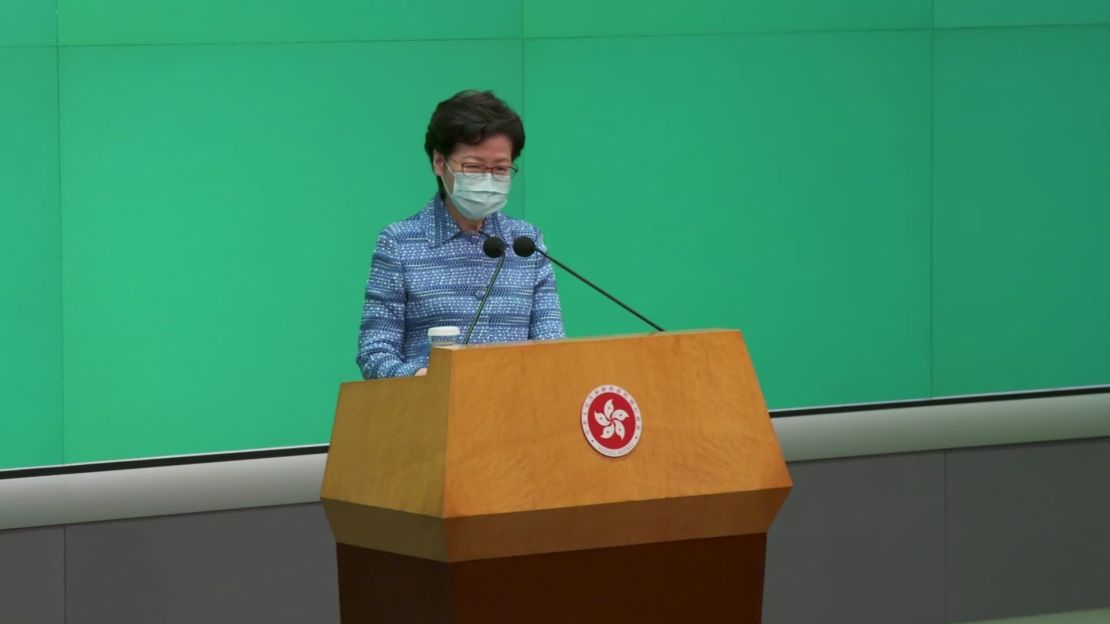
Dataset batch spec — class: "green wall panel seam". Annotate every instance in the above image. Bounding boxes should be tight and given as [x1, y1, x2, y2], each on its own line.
[519, 22, 1110, 41]
[56, 36, 523, 50]
[519, 0, 526, 221]
[56, 44, 65, 464]
[56, 0, 64, 470]
[929, 17, 937, 400]
[522, 26, 933, 42]
[933, 22, 1110, 32]
[51, 25, 1110, 50]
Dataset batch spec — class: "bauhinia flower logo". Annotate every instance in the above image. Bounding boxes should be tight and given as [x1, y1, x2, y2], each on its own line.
[594, 399, 629, 441]
[581, 385, 643, 458]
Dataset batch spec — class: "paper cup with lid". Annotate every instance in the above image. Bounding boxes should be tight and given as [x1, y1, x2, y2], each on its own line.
[428, 326, 461, 348]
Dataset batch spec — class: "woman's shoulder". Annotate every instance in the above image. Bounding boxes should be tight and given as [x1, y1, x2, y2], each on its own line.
[496, 211, 545, 240]
[378, 200, 436, 242]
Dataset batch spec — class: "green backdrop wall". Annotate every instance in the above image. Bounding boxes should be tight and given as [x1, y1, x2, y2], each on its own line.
[2, 0, 1108, 469]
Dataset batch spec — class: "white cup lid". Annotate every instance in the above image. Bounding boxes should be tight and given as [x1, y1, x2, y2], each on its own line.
[428, 326, 461, 337]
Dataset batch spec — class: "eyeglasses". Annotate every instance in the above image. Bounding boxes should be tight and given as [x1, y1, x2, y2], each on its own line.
[448, 159, 519, 178]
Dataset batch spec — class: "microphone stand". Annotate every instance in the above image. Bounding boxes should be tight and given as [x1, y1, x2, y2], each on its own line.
[512, 235, 665, 332]
[463, 238, 508, 345]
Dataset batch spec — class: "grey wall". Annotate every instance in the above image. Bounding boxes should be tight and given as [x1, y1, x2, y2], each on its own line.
[764, 437, 1110, 623]
[0, 526, 65, 623]
[764, 451, 947, 623]
[945, 440, 1110, 621]
[65, 505, 339, 624]
[2, 437, 1107, 624]
[0, 505, 339, 624]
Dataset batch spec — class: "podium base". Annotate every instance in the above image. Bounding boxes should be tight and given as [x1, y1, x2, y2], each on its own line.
[337, 534, 766, 623]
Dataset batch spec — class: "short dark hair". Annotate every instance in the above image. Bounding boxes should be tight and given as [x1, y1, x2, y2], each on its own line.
[424, 90, 525, 195]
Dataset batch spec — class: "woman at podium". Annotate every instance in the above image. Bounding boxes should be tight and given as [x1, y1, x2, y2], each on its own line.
[356, 90, 565, 379]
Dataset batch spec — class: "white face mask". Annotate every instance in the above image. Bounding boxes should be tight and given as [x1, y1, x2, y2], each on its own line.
[444, 166, 511, 220]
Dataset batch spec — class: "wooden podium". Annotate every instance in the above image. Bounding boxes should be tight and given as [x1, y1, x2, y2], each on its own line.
[322, 330, 792, 623]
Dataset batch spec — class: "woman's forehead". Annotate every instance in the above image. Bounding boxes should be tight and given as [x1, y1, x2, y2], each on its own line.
[453, 135, 513, 161]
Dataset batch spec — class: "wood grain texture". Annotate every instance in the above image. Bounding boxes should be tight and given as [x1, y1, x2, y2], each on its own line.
[442, 488, 789, 561]
[323, 330, 793, 561]
[441, 330, 790, 517]
[322, 499, 447, 560]
[337, 534, 767, 624]
[324, 489, 789, 562]
[321, 350, 454, 516]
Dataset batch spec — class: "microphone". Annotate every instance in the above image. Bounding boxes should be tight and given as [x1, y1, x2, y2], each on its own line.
[462, 236, 507, 345]
[513, 236, 665, 332]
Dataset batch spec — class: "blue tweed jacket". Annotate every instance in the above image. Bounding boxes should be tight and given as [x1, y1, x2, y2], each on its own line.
[357, 195, 565, 378]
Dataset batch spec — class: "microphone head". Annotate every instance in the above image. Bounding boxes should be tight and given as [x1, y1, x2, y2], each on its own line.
[482, 236, 507, 258]
[512, 236, 537, 257]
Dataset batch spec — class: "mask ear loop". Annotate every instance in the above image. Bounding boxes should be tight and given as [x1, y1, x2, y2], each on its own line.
[438, 156, 454, 199]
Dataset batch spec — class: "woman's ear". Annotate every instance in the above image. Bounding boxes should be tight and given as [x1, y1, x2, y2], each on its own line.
[432, 151, 445, 176]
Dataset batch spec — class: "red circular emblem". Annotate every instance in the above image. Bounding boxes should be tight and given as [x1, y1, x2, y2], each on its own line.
[581, 385, 642, 457]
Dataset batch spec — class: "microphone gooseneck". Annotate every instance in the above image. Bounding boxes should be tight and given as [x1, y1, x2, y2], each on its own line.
[463, 236, 508, 345]
[512, 235, 665, 332]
